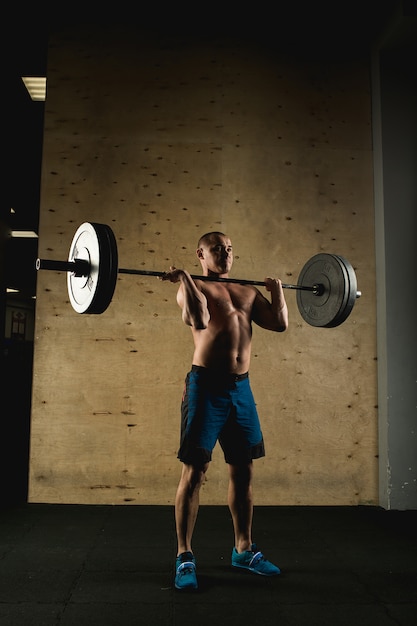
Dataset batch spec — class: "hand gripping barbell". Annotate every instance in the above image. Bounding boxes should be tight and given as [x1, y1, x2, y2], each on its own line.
[35, 222, 361, 328]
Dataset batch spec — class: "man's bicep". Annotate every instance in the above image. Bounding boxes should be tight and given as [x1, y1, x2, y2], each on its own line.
[176, 284, 185, 308]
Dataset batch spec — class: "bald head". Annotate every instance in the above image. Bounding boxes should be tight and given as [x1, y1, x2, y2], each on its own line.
[197, 231, 228, 249]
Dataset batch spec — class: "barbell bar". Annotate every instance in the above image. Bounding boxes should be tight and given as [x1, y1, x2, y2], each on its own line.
[35, 259, 321, 291]
[35, 222, 361, 327]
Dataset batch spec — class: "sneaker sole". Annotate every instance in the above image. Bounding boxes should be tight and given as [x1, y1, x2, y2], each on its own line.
[232, 563, 280, 576]
[174, 571, 198, 590]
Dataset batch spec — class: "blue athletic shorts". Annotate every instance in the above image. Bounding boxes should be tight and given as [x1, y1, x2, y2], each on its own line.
[178, 365, 265, 466]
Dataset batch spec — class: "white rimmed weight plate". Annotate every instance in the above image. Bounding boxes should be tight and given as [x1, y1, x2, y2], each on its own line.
[67, 222, 118, 314]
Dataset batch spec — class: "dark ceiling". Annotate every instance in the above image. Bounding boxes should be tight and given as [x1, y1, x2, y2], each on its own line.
[2, 2, 414, 299]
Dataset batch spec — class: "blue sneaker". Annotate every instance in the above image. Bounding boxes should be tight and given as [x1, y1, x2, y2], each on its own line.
[232, 544, 281, 576]
[174, 551, 198, 590]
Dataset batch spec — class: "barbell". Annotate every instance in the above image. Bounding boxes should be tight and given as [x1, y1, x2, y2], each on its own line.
[35, 222, 361, 328]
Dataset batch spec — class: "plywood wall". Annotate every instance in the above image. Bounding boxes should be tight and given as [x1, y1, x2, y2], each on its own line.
[29, 24, 378, 505]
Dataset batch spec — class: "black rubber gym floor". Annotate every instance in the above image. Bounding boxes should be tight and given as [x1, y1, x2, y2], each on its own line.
[0, 503, 416, 625]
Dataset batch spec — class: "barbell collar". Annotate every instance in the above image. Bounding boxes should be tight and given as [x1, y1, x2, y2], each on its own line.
[36, 258, 90, 277]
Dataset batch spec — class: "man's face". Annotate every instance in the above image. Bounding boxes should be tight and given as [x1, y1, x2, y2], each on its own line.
[197, 235, 233, 275]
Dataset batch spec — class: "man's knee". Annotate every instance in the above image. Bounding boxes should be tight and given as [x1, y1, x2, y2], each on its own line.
[228, 462, 253, 484]
[181, 462, 209, 489]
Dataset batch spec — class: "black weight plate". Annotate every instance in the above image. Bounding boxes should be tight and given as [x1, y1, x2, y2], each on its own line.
[67, 222, 118, 314]
[296, 253, 351, 328]
[87, 223, 118, 314]
[327, 255, 358, 327]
